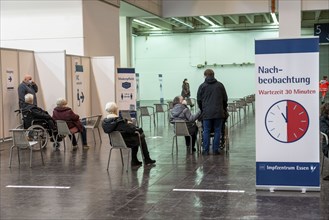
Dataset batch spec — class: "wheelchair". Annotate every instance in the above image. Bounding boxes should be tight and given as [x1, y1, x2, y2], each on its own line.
[16, 109, 61, 149]
[197, 119, 229, 153]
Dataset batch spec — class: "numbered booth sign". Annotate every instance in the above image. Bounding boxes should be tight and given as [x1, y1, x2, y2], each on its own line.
[314, 23, 329, 44]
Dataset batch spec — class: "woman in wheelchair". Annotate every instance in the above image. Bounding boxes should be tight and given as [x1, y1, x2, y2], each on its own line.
[102, 102, 156, 166]
[320, 103, 329, 181]
[170, 96, 201, 152]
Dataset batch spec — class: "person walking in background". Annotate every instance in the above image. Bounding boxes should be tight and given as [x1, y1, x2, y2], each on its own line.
[319, 76, 329, 104]
[197, 69, 228, 155]
[102, 102, 156, 166]
[181, 78, 191, 99]
[18, 74, 38, 108]
[52, 98, 90, 151]
[170, 96, 201, 152]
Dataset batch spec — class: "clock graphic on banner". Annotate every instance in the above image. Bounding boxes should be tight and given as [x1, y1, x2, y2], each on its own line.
[265, 100, 309, 143]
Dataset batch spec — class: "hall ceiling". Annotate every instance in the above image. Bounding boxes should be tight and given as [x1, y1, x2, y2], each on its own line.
[120, 3, 329, 36]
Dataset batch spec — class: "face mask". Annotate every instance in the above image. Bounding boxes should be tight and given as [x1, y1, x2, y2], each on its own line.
[28, 80, 32, 84]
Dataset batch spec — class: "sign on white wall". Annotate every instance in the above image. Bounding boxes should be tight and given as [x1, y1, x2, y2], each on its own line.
[6, 69, 14, 90]
[116, 68, 136, 111]
[255, 38, 320, 191]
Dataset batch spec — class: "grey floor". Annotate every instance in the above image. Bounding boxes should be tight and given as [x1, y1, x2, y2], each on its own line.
[0, 106, 328, 220]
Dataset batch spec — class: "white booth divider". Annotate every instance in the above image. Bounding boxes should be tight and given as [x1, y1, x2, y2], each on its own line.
[34, 51, 66, 114]
[91, 56, 115, 117]
[0, 57, 2, 140]
[67, 55, 91, 118]
[18, 51, 35, 83]
[1, 48, 114, 140]
[1, 49, 20, 138]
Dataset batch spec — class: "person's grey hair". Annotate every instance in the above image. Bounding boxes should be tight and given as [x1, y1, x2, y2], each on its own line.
[24, 93, 34, 104]
[56, 98, 67, 107]
[105, 102, 118, 114]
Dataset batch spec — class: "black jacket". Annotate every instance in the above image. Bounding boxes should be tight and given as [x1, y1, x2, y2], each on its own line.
[320, 115, 329, 158]
[197, 76, 228, 120]
[102, 117, 140, 148]
[21, 103, 53, 129]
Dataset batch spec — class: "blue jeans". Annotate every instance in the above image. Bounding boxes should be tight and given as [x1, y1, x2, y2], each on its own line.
[203, 119, 223, 153]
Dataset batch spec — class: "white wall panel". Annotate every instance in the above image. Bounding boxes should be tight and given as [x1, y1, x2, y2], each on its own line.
[18, 51, 35, 82]
[34, 51, 66, 114]
[91, 56, 116, 117]
[134, 30, 279, 100]
[1, 49, 19, 138]
[162, 0, 270, 17]
[82, 0, 120, 67]
[301, 0, 329, 10]
[0, 0, 84, 55]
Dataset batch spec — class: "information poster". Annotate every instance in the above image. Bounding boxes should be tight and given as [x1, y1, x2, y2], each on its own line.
[255, 38, 320, 191]
[116, 68, 136, 111]
[6, 69, 14, 90]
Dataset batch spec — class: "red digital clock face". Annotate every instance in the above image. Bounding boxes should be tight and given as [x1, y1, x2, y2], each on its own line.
[265, 100, 309, 143]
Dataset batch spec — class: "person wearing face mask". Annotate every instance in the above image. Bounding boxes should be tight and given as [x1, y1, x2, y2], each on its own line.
[18, 74, 38, 108]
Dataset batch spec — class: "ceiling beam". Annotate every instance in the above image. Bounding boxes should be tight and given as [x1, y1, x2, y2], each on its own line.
[210, 16, 224, 26]
[171, 17, 194, 29]
[140, 18, 172, 30]
[245, 15, 254, 24]
[160, 18, 181, 27]
[228, 15, 239, 25]
[315, 11, 321, 21]
[194, 17, 210, 26]
[263, 14, 271, 23]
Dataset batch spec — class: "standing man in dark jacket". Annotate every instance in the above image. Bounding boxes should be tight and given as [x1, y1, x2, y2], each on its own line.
[18, 74, 38, 109]
[197, 69, 228, 155]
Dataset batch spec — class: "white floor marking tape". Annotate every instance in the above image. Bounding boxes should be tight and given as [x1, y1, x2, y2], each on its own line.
[6, 185, 70, 189]
[173, 189, 245, 193]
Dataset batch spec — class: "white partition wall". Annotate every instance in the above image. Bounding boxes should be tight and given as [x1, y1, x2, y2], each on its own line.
[91, 56, 115, 116]
[34, 51, 66, 113]
[66, 56, 73, 108]
[0, 52, 3, 139]
[68, 55, 91, 118]
[1, 49, 19, 138]
[18, 50, 35, 82]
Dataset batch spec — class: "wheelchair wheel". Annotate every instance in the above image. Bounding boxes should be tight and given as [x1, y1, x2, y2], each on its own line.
[27, 125, 48, 149]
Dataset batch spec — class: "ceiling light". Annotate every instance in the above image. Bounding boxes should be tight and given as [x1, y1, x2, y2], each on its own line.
[199, 16, 218, 27]
[133, 19, 160, 30]
[171, 17, 194, 29]
[271, 13, 279, 25]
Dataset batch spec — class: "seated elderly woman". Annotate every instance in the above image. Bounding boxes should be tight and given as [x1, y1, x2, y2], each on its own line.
[21, 93, 56, 134]
[52, 98, 89, 151]
[170, 95, 201, 152]
[102, 102, 156, 166]
[320, 103, 329, 181]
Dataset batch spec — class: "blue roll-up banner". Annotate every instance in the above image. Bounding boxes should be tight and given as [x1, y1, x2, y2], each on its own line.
[255, 37, 320, 191]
